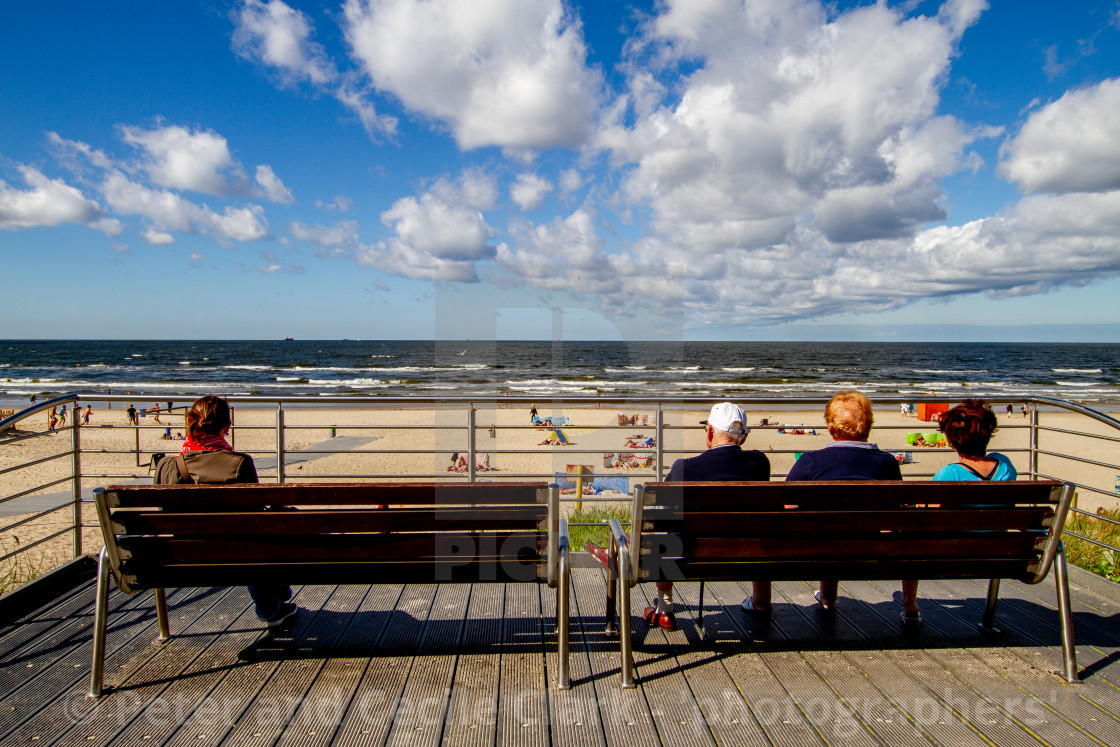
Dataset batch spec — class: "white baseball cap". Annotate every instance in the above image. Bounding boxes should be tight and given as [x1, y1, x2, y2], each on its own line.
[700, 402, 748, 435]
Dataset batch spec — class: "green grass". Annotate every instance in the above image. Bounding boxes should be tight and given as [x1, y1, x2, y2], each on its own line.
[0, 538, 46, 595]
[566, 506, 632, 550]
[1064, 504, 1120, 583]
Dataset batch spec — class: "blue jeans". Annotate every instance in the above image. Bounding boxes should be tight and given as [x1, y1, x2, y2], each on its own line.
[247, 584, 292, 621]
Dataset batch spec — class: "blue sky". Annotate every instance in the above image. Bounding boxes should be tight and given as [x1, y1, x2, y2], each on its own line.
[2, 0, 1120, 342]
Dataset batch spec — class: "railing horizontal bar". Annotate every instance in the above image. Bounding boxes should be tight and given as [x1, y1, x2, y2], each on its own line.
[1069, 507, 1120, 528]
[1034, 450, 1120, 471]
[1035, 472, 1117, 500]
[1061, 529, 1120, 555]
[0, 477, 73, 505]
[0, 451, 71, 476]
[0, 527, 72, 563]
[1034, 425, 1120, 444]
[1, 502, 72, 534]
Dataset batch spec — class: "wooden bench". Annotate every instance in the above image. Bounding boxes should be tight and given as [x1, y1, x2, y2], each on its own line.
[90, 482, 571, 696]
[603, 480, 1077, 688]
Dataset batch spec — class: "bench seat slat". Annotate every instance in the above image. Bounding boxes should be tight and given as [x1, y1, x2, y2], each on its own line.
[640, 533, 1040, 560]
[646, 508, 1053, 534]
[104, 482, 548, 509]
[641, 480, 1061, 509]
[113, 506, 548, 535]
[119, 533, 545, 564]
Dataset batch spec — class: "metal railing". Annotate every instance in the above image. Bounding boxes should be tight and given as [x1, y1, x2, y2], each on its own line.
[2, 393, 1119, 579]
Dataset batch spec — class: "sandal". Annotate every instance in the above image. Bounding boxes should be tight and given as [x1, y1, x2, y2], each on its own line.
[814, 589, 838, 612]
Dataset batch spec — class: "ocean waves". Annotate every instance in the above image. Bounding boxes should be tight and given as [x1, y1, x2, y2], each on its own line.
[1, 340, 1117, 404]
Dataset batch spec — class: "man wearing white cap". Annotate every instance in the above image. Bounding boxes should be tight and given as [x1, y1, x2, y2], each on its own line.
[588, 402, 770, 631]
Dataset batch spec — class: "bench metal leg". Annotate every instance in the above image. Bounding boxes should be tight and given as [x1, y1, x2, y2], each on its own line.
[619, 544, 635, 689]
[604, 532, 618, 637]
[89, 546, 110, 698]
[696, 582, 705, 639]
[154, 588, 170, 642]
[978, 578, 1001, 633]
[557, 524, 571, 690]
[1054, 542, 1080, 683]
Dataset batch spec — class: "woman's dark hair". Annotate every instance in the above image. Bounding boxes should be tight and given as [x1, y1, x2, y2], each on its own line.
[938, 398, 998, 458]
[185, 396, 231, 437]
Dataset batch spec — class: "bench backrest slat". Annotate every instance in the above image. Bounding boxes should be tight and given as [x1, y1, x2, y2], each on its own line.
[112, 506, 548, 536]
[650, 507, 1053, 534]
[104, 482, 548, 509]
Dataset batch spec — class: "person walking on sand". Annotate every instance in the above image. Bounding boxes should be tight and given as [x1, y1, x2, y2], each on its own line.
[150, 402, 161, 424]
[83, 405, 92, 425]
[58, 404, 67, 426]
[588, 402, 770, 631]
[127, 403, 137, 425]
[530, 403, 538, 422]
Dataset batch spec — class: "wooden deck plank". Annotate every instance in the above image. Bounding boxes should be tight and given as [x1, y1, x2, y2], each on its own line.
[697, 580, 828, 747]
[274, 585, 399, 747]
[327, 583, 439, 747]
[158, 584, 337, 747]
[0, 579, 150, 703]
[663, 582, 790, 747]
[441, 582, 503, 747]
[568, 567, 661, 747]
[219, 584, 369, 747]
[542, 570, 607, 747]
[626, 581, 718, 747]
[51, 585, 250, 746]
[0, 586, 214, 745]
[385, 583, 469, 747]
[496, 581, 549, 747]
[4, 563, 1120, 747]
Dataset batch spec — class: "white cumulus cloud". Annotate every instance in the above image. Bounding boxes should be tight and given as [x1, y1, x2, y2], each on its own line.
[510, 173, 553, 211]
[1000, 77, 1120, 194]
[121, 124, 239, 196]
[342, 0, 600, 150]
[143, 228, 175, 245]
[255, 164, 294, 203]
[0, 166, 102, 229]
[231, 0, 396, 138]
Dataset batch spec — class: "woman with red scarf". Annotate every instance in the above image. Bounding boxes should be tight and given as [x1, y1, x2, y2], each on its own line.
[155, 396, 297, 628]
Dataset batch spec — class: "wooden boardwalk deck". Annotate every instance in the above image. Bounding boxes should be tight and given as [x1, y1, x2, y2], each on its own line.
[3, 566, 1120, 746]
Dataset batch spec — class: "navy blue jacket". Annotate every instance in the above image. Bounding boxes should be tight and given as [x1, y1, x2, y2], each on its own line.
[666, 445, 771, 482]
[785, 442, 901, 481]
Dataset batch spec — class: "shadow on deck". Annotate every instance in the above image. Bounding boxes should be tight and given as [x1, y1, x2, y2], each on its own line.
[2, 561, 1120, 746]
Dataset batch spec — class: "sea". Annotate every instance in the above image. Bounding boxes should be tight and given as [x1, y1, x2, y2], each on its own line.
[1, 340, 1118, 406]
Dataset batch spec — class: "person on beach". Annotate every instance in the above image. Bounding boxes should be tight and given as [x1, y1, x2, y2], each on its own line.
[530, 404, 538, 422]
[150, 402, 161, 424]
[58, 404, 67, 425]
[934, 399, 1017, 482]
[154, 395, 297, 628]
[747, 392, 918, 625]
[127, 403, 137, 425]
[83, 405, 92, 425]
[589, 402, 770, 631]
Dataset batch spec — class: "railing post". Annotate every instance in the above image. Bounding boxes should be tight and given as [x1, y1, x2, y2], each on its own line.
[276, 404, 285, 484]
[467, 406, 476, 482]
[1030, 404, 1039, 480]
[71, 398, 82, 558]
[655, 406, 664, 479]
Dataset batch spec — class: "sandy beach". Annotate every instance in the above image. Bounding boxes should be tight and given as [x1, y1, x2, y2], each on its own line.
[2, 401, 1118, 586]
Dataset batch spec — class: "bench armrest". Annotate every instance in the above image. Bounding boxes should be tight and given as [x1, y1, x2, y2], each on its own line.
[1023, 482, 1077, 584]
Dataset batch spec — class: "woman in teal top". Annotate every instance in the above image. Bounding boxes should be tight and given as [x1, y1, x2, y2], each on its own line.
[933, 399, 1018, 481]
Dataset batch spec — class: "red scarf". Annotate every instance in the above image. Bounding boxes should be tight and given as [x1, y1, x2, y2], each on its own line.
[180, 432, 233, 454]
